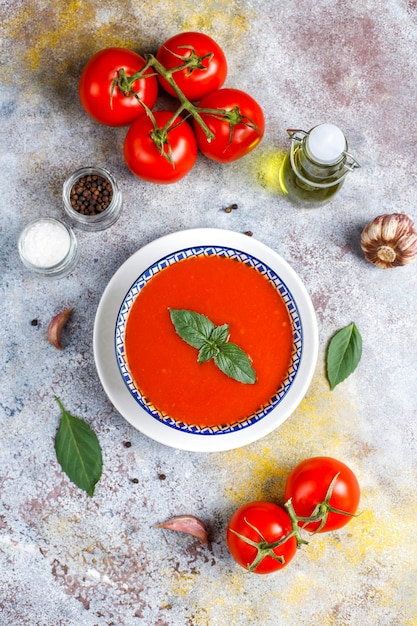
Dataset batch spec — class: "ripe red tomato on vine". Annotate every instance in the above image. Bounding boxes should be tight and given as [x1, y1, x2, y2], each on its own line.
[156, 31, 228, 102]
[284, 457, 361, 533]
[226, 501, 297, 574]
[123, 111, 198, 184]
[194, 88, 265, 162]
[79, 47, 158, 126]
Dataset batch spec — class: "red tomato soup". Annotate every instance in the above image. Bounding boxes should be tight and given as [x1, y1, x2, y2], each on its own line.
[124, 255, 294, 428]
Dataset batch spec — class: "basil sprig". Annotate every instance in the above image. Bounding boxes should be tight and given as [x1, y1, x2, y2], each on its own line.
[54, 397, 103, 496]
[326, 323, 362, 390]
[169, 308, 256, 384]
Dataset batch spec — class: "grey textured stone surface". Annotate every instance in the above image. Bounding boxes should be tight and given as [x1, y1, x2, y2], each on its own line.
[1, 1, 417, 624]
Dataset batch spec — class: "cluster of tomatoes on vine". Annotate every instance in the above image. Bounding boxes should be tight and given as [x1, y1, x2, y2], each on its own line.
[78, 32, 265, 184]
[226, 456, 361, 574]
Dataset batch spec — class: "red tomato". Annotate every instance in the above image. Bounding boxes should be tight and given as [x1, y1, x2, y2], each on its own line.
[79, 48, 158, 126]
[156, 32, 227, 102]
[123, 111, 198, 184]
[284, 457, 360, 533]
[193, 88, 265, 162]
[226, 502, 297, 574]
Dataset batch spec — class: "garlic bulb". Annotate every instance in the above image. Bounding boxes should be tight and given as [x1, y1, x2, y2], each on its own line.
[360, 213, 417, 268]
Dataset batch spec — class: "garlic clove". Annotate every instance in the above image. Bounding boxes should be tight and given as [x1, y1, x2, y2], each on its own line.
[47, 307, 73, 349]
[155, 514, 208, 544]
[360, 213, 417, 268]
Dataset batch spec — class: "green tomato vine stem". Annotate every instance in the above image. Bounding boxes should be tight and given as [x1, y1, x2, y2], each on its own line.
[116, 53, 216, 141]
[110, 49, 261, 163]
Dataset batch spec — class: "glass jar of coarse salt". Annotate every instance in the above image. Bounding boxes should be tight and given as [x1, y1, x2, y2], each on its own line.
[18, 217, 79, 277]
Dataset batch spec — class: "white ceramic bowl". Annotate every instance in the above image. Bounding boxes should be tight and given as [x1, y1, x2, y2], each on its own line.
[93, 228, 318, 452]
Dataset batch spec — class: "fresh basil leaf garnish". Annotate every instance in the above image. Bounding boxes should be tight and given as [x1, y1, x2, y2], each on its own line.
[197, 324, 229, 362]
[214, 341, 257, 384]
[198, 342, 219, 363]
[209, 323, 229, 345]
[54, 397, 103, 496]
[326, 323, 362, 390]
[169, 308, 215, 349]
[169, 309, 256, 384]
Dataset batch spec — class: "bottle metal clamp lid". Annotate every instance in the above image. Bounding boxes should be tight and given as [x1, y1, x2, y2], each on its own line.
[306, 123, 346, 164]
[287, 124, 361, 188]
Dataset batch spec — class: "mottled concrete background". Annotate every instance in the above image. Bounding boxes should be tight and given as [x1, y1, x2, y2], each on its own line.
[1, 1, 417, 624]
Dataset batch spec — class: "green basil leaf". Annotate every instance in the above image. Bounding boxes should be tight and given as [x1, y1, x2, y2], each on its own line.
[198, 324, 229, 362]
[326, 323, 362, 390]
[169, 308, 215, 349]
[214, 342, 257, 384]
[54, 397, 103, 496]
[198, 342, 218, 363]
[209, 323, 229, 345]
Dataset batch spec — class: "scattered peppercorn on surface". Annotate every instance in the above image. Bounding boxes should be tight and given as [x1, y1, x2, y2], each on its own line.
[2, 1, 417, 625]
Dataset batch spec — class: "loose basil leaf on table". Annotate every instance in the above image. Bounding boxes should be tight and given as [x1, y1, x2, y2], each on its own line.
[326, 323, 362, 389]
[54, 397, 103, 496]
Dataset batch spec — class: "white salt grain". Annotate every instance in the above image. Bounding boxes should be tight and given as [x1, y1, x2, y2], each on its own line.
[22, 220, 71, 268]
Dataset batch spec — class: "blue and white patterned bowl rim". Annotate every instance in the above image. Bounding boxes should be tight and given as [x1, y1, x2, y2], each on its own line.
[115, 245, 303, 436]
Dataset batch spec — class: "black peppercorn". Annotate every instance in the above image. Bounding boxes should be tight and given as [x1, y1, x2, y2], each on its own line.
[70, 174, 113, 216]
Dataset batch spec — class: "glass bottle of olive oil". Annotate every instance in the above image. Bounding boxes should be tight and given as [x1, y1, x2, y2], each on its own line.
[279, 124, 360, 207]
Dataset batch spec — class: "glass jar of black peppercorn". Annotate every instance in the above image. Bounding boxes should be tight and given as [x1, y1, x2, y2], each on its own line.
[63, 166, 122, 231]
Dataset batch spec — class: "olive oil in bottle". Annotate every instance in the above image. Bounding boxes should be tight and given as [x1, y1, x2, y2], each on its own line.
[279, 124, 360, 207]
